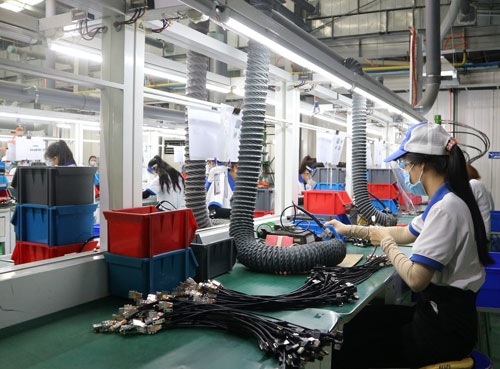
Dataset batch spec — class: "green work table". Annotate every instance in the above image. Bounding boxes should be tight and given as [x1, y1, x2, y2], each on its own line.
[0, 244, 412, 369]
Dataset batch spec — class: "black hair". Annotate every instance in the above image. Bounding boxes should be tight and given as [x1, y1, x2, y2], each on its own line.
[45, 140, 76, 166]
[405, 145, 494, 266]
[148, 155, 184, 193]
[88, 155, 97, 164]
[299, 155, 317, 174]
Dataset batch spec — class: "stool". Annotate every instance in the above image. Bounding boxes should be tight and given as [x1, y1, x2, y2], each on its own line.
[418, 357, 473, 369]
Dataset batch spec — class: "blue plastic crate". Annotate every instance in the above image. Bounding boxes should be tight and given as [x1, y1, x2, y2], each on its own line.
[293, 219, 345, 241]
[491, 211, 500, 233]
[370, 198, 399, 214]
[11, 203, 97, 246]
[313, 183, 346, 191]
[104, 249, 198, 298]
[477, 252, 500, 309]
[93, 224, 100, 237]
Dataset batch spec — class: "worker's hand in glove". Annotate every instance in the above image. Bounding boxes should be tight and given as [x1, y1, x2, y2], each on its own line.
[369, 226, 391, 246]
[324, 219, 350, 236]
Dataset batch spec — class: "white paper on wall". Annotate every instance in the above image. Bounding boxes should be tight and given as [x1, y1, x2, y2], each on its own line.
[220, 104, 242, 163]
[188, 107, 223, 160]
[373, 140, 384, 167]
[331, 132, 346, 166]
[173, 146, 185, 163]
[366, 142, 373, 167]
[7, 136, 45, 161]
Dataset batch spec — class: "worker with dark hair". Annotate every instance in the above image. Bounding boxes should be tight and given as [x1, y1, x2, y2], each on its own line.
[298, 155, 319, 191]
[143, 155, 185, 211]
[45, 140, 76, 166]
[467, 164, 494, 239]
[327, 122, 493, 368]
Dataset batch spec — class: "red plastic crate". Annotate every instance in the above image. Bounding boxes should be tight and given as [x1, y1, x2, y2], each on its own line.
[368, 184, 399, 199]
[12, 240, 98, 265]
[254, 210, 274, 218]
[398, 192, 422, 205]
[103, 206, 198, 258]
[303, 190, 352, 215]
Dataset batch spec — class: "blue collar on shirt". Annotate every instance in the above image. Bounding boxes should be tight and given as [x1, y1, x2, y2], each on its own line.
[63, 161, 76, 166]
[422, 183, 451, 221]
[228, 169, 235, 191]
[298, 173, 305, 183]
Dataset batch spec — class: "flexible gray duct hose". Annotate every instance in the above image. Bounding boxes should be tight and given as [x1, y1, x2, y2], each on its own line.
[351, 92, 397, 226]
[184, 20, 212, 229]
[229, 0, 346, 273]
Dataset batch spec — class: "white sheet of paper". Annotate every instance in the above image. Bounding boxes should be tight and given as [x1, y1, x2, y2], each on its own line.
[188, 107, 223, 160]
[173, 146, 185, 163]
[316, 131, 334, 165]
[331, 132, 346, 166]
[373, 140, 384, 167]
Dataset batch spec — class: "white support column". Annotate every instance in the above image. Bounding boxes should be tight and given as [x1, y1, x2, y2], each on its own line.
[74, 124, 83, 165]
[274, 82, 300, 215]
[384, 124, 397, 166]
[99, 19, 145, 249]
[345, 113, 353, 198]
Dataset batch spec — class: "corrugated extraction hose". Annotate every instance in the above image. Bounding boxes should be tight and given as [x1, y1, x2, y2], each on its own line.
[184, 20, 212, 229]
[350, 90, 397, 225]
[229, 0, 346, 273]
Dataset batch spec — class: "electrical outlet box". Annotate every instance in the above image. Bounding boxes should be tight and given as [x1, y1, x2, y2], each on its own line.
[126, 0, 155, 11]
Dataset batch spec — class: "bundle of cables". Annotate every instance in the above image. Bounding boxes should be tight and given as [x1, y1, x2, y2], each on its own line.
[94, 290, 340, 369]
[114, 8, 146, 29]
[78, 19, 107, 41]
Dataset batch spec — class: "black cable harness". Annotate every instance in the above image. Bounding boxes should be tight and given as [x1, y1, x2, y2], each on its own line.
[94, 291, 341, 369]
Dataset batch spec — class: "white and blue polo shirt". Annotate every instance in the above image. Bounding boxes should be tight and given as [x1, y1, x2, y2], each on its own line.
[409, 183, 485, 292]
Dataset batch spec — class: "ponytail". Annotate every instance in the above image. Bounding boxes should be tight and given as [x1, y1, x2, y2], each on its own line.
[405, 147, 494, 266]
[148, 155, 184, 193]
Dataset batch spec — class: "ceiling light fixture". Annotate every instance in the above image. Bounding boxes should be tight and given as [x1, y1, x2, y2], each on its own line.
[224, 17, 352, 90]
[0, 111, 99, 126]
[49, 42, 102, 63]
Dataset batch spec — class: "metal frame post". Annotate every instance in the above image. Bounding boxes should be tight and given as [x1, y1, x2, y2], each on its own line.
[99, 18, 145, 249]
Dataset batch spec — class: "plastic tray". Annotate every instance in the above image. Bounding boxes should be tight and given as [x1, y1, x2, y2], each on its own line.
[312, 168, 346, 184]
[476, 252, 500, 308]
[104, 249, 198, 298]
[303, 190, 352, 215]
[370, 198, 399, 214]
[367, 184, 399, 199]
[11, 240, 98, 265]
[491, 211, 500, 233]
[293, 220, 344, 241]
[14, 166, 97, 206]
[255, 187, 274, 211]
[103, 206, 198, 258]
[190, 238, 237, 281]
[11, 203, 98, 246]
[367, 169, 396, 184]
[313, 183, 346, 191]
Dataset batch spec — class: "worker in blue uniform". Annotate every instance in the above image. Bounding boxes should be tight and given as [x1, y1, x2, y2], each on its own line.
[45, 140, 76, 166]
[206, 161, 237, 218]
[327, 122, 493, 368]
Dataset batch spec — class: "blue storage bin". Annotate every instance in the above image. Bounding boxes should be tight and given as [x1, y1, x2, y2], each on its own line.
[104, 249, 198, 298]
[11, 203, 97, 246]
[476, 252, 500, 308]
[293, 219, 345, 241]
[313, 182, 346, 191]
[370, 198, 399, 214]
[93, 224, 100, 237]
[491, 211, 500, 233]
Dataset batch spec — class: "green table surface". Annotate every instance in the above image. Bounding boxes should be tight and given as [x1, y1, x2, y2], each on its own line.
[0, 244, 413, 369]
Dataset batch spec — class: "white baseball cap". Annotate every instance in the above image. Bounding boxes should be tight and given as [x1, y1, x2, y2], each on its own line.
[385, 122, 452, 162]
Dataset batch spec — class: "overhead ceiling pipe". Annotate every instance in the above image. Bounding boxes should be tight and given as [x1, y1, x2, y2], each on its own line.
[441, 0, 471, 46]
[414, 0, 441, 114]
[0, 80, 185, 123]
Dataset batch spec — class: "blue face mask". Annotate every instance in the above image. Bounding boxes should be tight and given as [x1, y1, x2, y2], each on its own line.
[402, 164, 427, 196]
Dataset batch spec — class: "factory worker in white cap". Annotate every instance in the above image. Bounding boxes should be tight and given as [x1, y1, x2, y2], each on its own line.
[327, 121, 493, 368]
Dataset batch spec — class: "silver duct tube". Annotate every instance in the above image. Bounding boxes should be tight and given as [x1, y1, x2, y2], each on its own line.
[0, 80, 184, 123]
[183, 20, 212, 229]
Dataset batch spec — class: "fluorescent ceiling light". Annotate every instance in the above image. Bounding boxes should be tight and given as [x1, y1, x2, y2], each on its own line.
[423, 70, 456, 77]
[23, 0, 44, 5]
[353, 87, 400, 114]
[225, 17, 352, 90]
[0, 111, 99, 126]
[49, 42, 102, 63]
[402, 113, 421, 125]
[56, 123, 71, 129]
[144, 67, 231, 94]
[0, 1, 24, 12]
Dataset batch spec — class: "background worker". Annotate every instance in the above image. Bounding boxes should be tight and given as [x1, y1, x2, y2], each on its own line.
[89, 155, 100, 198]
[298, 155, 319, 191]
[327, 122, 493, 368]
[142, 155, 185, 211]
[467, 164, 495, 239]
[44, 141, 76, 166]
[206, 161, 237, 218]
